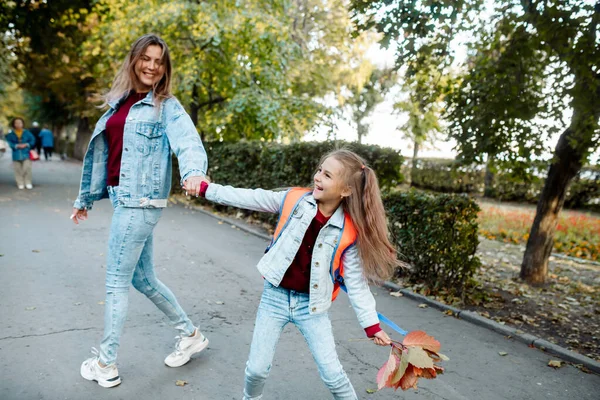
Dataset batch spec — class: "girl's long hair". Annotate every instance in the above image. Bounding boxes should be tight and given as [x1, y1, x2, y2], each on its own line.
[321, 149, 401, 281]
[102, 34, 173, 107]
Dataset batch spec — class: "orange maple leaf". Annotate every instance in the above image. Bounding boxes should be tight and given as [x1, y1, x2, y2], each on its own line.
[403, 330, 442, 353]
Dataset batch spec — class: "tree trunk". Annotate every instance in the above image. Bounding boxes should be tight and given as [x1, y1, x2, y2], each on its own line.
[73, 117, 91, 161]
[410, 139, 420, 185]
[484, 156, 495, 197]
[520, 127, 583, 284]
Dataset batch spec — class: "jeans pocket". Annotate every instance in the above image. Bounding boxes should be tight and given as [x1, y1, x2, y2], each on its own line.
[143, 208, 163, 226]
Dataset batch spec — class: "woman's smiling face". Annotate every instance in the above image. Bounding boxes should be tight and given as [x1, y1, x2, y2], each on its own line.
[134, 44, 165, 91]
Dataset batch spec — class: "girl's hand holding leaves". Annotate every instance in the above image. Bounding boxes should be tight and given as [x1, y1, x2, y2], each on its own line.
[376, 330, 448, 391]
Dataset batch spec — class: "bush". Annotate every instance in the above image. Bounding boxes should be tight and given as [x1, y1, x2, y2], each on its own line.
[409, 158, 600, 211]
[410, 159, 484, 193]
[384, 190, 481, 295]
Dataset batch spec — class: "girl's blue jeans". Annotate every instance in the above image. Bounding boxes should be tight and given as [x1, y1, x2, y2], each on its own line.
[243, 280, 357, 399]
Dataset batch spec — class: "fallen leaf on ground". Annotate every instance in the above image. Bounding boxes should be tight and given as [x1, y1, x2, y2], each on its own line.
[443, 310, 454, 316]
[215, 301, 225, 305]
[548, 360, 563, 368]
[32, 250, 40, 253]
[217, 221, 223, 224]
[97, 301, 105, 305]
[418, 304, 428, 308]
[366, 388, 377, 394]
[175, 380, 188, 386]
[498, 351, 508, 356]
[25, 306, 36, 311]
[390, 292, 403, 297]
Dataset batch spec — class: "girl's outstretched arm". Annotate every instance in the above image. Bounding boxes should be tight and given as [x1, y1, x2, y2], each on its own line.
[204, 183, 288, 214]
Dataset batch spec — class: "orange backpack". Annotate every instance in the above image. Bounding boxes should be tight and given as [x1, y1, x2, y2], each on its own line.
[267, 188, 357, 301]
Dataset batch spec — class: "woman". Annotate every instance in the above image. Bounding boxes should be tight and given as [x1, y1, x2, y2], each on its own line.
[72, 34, 209, 388]
[5, 117, 36, 189]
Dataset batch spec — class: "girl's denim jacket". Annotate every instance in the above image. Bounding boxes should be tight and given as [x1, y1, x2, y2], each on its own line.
[206, 184, 380, 329]
[74, 92, 207, 210]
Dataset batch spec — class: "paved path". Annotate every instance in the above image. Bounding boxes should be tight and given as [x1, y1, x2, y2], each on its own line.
[1, 154, 599, 399]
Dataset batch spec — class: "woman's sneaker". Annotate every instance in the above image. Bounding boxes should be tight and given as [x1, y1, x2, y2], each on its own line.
[80, 348, 121, 388]
[164, 328, 209, 367]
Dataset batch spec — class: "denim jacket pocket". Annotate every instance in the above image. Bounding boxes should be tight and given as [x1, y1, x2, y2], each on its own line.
[135, 123, 163, 155]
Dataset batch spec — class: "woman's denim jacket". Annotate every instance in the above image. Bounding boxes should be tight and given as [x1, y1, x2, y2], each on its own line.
[206, 184, 380, 329]
[74, 91, 207, 210]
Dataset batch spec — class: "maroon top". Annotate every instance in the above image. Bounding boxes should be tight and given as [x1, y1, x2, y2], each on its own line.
[106, 92, 148, 186]
[199, 181, 381, 337]
[279, 208, 330, 293]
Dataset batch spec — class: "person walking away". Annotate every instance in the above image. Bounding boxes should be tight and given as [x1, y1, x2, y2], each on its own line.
[29, 121, 42, 154]
[39, 125, 55, 161]
[5, 117, 36, 189]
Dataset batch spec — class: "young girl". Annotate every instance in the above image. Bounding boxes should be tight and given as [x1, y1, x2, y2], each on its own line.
[188, 149, 399, 399]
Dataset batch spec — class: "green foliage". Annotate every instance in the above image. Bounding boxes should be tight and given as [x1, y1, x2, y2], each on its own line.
[384, 190, 481, 295]
[410, 159, 483, 194]
[83, 0, 377, 141]
[4, 1, 96, 126]
[446, 17, 552, 165]
[409, 158, 600, 211]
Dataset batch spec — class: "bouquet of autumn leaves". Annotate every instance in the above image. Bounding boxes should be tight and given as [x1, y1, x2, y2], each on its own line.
[377, 330, 448, 391]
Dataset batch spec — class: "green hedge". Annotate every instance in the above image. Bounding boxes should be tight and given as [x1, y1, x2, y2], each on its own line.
[410, 158, 600, 210]
[384, 191, 481, 294]
[173, 140, 404, 192]
[410, 159, 484, 193]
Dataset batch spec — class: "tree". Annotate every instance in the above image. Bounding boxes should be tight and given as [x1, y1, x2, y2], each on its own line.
[395, 57, 446, 182]
[353, 0, 600, 284]
[83, 0, 377, 142]
[346, 67, 396, 143]
[3, 0, 97, 158]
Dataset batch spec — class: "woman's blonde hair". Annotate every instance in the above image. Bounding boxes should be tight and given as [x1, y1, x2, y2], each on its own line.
[102, 34, 173, 107]
[319, 149, 401, 281]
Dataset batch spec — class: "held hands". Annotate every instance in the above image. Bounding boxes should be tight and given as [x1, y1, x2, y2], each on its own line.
[16, 144, 28, 149]
[373, 330, 392, 346]
[183, 175, 210, 197]
[70, 208, 88, 225]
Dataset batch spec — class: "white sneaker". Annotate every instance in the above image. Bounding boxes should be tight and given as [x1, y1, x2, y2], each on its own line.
[25, 184, 33, 190]
[164, 328, 209, 367]
[17, 185, 24, 190]
[80, 348, 121, 388]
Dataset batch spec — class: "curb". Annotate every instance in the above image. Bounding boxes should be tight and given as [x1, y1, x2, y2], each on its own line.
[179, 199, 600, 375]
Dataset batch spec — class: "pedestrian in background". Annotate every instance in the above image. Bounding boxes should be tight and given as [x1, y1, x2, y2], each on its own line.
[39, 125, 55, 161]
[29, 121, 42, 154]
[5, 117, 36, 190]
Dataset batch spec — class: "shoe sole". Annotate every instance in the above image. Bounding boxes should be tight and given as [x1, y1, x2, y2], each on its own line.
[165, 338, 209, 368]
[80, 366, 122, 388]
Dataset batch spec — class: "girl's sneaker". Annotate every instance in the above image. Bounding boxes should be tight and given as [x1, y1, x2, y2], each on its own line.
[80, 348, 121, 388]
[164, 329, 209, 367]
